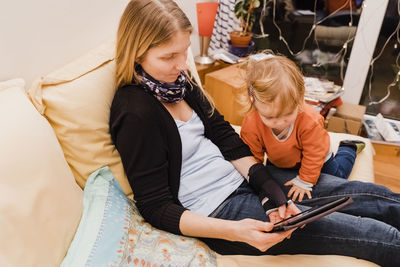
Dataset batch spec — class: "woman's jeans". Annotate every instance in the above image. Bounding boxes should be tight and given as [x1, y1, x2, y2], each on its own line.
[201, 168, 400, 267]
[322, 146, 356, 179]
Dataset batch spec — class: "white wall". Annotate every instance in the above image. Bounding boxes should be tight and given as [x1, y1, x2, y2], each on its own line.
[175, 0, 200, 60]
[0, 0, 200, 87]
[0, 0, 130, 86]
[342, 0, 389, 104]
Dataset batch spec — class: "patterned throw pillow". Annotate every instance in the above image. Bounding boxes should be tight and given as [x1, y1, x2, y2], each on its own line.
[62, 166, 216, 267]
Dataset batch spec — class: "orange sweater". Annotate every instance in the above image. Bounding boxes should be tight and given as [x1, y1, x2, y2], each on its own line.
[241, 105, 330, 184]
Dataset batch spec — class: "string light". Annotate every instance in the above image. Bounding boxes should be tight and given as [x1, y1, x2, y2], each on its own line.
[368, 53, 399, 105]
[269, 0, 356, 83]
[264, 0, 399, 107]
[367, 0, 400, 105]
[255, 0, 269, 38]
[270, 0, 354, 56]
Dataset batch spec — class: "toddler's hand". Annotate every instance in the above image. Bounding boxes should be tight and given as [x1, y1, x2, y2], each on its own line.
[268, 201, 302, 224]
[285, 183, 312, 202]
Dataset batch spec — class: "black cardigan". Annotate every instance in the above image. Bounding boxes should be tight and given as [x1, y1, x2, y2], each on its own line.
[110, 82, 252, 235]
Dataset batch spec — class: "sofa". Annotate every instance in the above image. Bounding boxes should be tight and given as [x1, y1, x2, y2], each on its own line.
[0, 41, 378, 267]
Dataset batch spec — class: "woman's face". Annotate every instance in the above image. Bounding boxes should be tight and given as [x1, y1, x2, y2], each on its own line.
[139, 31, 191, 83]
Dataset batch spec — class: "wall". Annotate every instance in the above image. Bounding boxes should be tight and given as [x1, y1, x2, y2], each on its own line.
[342, 0, 389, 104]
[175, 0, 200, 64]
[0, 0, 200, 87]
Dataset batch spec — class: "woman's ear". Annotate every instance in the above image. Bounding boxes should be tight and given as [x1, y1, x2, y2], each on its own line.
[135, 54, 144, 64]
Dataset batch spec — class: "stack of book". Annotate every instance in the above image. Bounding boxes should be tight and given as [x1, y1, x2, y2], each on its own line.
[304, 77, 344, 116]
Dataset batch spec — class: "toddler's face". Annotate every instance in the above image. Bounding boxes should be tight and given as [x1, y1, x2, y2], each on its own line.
[254, 100, 298, 131]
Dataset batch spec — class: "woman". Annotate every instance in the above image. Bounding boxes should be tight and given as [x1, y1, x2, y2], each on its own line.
[110, 1, 400, 266]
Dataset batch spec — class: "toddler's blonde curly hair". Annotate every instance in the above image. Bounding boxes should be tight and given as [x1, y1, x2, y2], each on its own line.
[239, 53, 305, 117]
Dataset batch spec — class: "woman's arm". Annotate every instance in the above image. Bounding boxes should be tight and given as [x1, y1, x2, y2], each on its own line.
[110, 89, 186, 235]
[230, 156, 257, 181]
[231, 156, 301, 221]
[187, 84, 253, 161]
[179, 210, 295, 252]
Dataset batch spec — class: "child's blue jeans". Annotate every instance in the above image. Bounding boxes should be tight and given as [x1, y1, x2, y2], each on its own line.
[321, 146, 356, 179]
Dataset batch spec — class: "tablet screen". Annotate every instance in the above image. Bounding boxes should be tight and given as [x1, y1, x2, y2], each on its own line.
[271, 196, 353, 232]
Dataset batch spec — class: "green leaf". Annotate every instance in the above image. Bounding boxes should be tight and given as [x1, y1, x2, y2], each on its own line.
[234, 0, 259, 33]
[234, 1, 244, 13]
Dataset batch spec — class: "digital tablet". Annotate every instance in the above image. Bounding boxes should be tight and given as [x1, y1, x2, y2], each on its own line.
[270, 196, 353, 232]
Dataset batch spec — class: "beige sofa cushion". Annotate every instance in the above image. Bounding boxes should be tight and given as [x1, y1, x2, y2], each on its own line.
[27, 41, 134, 197]
[0, 80, 83, 266]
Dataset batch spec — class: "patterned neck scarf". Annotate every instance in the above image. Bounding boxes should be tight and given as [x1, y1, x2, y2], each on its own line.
[136, 64, 187, 103]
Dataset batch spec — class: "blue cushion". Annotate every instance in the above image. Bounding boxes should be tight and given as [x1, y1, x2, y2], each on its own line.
[62, 166, 216, 267]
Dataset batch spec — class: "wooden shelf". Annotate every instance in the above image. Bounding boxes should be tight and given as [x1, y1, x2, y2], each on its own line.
[372, 142, 400, 193]
[204, 64, 247, 126]
[195, 61, 229, 86]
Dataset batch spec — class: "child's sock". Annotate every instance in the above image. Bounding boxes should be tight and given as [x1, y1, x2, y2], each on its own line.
[339, 140, 366, 154]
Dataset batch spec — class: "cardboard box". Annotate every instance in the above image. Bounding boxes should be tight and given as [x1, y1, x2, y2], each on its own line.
[335, 102, 366, 122]
[325, 103, 366, 135]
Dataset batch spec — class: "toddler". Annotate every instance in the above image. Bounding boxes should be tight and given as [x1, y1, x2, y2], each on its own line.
[240, 55, 365, 202]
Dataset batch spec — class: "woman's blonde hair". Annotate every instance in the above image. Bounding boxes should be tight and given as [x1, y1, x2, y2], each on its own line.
[240, 53, 305, 117]
[115, 0, 192, 89]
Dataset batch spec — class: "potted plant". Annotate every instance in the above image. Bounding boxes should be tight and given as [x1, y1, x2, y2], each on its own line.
[230, 0, 260, 47]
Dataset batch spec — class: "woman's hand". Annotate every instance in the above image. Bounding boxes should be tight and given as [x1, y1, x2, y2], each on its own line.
[180, 210, 298, 252]
[285, 183, 312, 202]
[232, 218, 296, 252]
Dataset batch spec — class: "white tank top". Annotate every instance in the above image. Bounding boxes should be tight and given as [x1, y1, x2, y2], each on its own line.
[175, 111, 243, 216]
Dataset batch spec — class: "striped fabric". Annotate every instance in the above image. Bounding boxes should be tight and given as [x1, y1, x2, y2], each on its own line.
[208, 0, 240, 53]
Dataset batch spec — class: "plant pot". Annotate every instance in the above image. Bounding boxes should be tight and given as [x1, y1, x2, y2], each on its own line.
[229, 31, 253, 47]
[228, 40, 255, 57]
